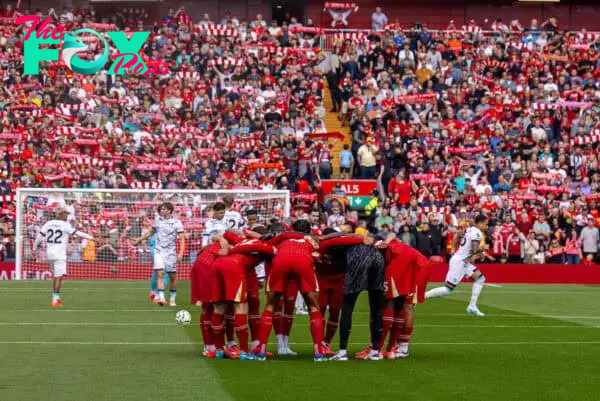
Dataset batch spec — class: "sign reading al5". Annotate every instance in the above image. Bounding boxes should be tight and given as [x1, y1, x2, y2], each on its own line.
[16, 15, 162, 75]
[320, 180, 377, 196]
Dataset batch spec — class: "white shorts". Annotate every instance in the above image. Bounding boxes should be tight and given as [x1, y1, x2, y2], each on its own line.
[446, 257, 478, 286]
[49, 260, 67, 278]
[153, 253, 177, 273]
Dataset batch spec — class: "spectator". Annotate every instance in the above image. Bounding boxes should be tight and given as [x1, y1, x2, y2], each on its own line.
[506, 227, 525, 263]
[416, 222, 435, 258]
[399, 224, 416, 248]
[371, 7, 388, 30]
[565, 230, 582, 265]
[357, 139, 378, 178]
[523, 232, 540, 264]
[375, 207, 393, 231]
[339, 144, 353, 179]
[580, 218, 600, 262]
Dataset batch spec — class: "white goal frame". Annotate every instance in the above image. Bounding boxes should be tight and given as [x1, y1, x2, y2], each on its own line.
[15, 188, 291, 280]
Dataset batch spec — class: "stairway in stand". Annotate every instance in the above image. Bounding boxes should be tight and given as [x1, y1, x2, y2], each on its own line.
[322, 79, 351, 178]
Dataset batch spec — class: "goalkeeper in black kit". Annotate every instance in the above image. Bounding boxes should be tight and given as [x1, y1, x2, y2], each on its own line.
[319, 221, 386, 361]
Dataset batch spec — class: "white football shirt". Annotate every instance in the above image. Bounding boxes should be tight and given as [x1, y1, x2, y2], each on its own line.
[40, 220, 77, 261]
[202, 217, 227, 246]
[454, 226, 483, 261]
[224, 210, 247, 230]
[153, 217, 184, 256]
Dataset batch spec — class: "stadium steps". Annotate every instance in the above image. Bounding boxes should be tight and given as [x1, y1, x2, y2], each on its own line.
[323, 79, 351, 177]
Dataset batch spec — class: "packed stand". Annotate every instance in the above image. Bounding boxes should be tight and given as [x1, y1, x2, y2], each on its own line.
[325, 12, 600, 264]
[0, 5, 335, 261]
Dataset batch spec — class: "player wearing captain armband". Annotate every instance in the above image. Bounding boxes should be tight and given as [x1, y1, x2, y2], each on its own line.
[147, 231, 170, 302]
[425, 215, 489, 316]
[32, 209, 94, 307]
[134, 202, 185, 307]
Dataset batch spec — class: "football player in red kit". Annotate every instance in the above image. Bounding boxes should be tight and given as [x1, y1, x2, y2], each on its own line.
[211, 236, 276, 360]
[190, 232, 242, 358]
[375, 234, 420, 359]
[254, 219, 327, 361]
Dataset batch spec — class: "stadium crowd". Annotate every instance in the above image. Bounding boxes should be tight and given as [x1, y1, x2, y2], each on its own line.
[1, 3, 600, 265]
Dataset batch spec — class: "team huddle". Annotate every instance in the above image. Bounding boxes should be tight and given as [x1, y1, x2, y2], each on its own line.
[33, 196, 490, 361]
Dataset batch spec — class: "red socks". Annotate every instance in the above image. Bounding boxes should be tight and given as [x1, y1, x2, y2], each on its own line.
[224, 305, 235, 344]
[248, 296, 260, 342]
[379, 308, 394, 350]
[211, 312, 225, 350]
[200, 307, 213, 348]
[258, 309, 274, 353]
[309, 310, 324, 353]
[399, 326, 413, 344]
[234, 313, 249, 352]
[324, 308, 340, 345]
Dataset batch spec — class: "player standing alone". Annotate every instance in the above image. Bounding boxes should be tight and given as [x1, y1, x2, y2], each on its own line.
[134, 202, 185, 306]
[425, 215, 488, 316]
[33, 209, 94, 307]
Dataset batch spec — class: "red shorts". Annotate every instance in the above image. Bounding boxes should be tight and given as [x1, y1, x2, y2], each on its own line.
[267, 253, 318, 293]
[192, 261, 213, 304]
[285, 280, 298, 299]
[384, 262, 415, 300]
[211, 259, 247, 303]
[318, 273, 344, 310]
[246, 271, 260, 298]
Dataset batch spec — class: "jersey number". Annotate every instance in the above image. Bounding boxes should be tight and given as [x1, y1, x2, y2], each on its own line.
[228, 219, 237, 229]
[47, 229, 63, 244]
[460, 236, 467, 247]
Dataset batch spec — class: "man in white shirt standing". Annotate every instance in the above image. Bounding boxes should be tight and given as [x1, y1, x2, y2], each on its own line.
[33, 210, 94, 307]
[134, 202, 185, 306]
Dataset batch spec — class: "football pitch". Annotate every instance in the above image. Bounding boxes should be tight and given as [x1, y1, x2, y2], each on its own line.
[0, 281, 598, 401]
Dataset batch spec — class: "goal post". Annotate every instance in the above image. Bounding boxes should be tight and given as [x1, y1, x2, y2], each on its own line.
[15, 188, 290, 281]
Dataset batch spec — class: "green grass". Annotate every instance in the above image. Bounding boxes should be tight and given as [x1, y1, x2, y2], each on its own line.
[0, 281, 599, 401]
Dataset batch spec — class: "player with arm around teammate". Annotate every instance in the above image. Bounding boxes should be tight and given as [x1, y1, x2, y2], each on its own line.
[33, 209, 94, 307]
[212, 232, 276, 360]
[425, 215, 489, 316]
[134, 202, 185, 306]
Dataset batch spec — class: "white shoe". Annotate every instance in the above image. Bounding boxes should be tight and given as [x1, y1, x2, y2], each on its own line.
[466, 306, 485, 317]
[366, 350, 383, 361]
[395, 351, 410, 359]
[283, 346, 297, 356]
[295, 308, 308, 315]
[329, 351, 348, 361]
[170, 300, 177, 307]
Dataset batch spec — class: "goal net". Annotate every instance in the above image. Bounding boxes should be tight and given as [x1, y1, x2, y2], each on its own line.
[15, 188, 290, 281]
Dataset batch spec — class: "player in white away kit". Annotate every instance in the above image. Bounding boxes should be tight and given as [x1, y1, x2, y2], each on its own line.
[222, 195, 247, 230]
[134, 202, 184, 306]
[425, 215, 489, 316]
[202, 202, 227, 247]
[33, 210, 94, 307]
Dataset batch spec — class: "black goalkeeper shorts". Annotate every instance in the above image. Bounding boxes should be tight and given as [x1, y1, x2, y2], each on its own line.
[343, 245, 385, 294]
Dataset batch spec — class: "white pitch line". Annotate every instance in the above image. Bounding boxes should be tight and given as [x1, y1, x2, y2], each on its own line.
[484, 283, 503, 288]
[0, 322, 596, 329]
[0, 340, 599, 346]
[22, 309, 600, 320]
[2, 288, 148, 291]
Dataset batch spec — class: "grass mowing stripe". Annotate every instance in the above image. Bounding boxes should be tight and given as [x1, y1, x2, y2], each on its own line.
[1, 340, 600, 346]
[0, 322, 596, 328]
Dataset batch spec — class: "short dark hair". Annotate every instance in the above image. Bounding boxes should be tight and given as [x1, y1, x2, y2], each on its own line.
[292, 219, 311, 234]
[268, 222, 286, 234]
[159, 202, 174, 213]
[322, 227, 336, 235]
[213, 202, 226, 212]
[246, 209, 258, 217]
[475, 215, 488, 224]
[252, 225, 268, 235]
